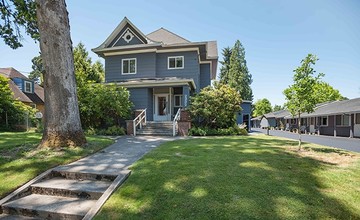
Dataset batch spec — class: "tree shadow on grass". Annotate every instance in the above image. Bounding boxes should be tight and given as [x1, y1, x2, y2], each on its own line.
[96, 136, 359, 220]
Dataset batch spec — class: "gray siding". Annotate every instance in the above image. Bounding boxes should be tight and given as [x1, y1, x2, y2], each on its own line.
[128, 88, 153, 121]
[199, 63, 211, 89]
[105, 53, 156, 82]
[156, 51, 200, 92]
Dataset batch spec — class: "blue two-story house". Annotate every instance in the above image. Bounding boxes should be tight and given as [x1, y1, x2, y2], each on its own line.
[92, 17, 218, 122]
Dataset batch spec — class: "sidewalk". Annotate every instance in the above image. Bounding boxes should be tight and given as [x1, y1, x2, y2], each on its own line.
[0, 135, 178, 220]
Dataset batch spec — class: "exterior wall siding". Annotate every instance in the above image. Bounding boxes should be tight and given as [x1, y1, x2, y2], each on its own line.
[105, 52, 156, 82]
[128, 88, 151, 121]
[199, 63, 211, 89]
[156, 51, 200, 92]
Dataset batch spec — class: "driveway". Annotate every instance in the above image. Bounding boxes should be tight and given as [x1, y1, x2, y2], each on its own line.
[251, 128, 360, 153]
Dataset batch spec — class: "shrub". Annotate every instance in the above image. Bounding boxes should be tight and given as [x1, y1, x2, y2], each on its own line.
[189, 126, 247, 136]
[188, 83, 242, 129]
[78, 83, 133, 129]
[85, 126, 126, 136]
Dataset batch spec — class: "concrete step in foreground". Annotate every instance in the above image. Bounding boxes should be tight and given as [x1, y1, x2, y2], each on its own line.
[2, 194, 96, 220]
[0, 169, 131, 219]
[31, 177, 112, 199]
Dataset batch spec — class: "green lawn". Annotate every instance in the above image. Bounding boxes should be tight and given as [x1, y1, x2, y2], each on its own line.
[0, 132, 114, 199]
[96, 135, 360, 220]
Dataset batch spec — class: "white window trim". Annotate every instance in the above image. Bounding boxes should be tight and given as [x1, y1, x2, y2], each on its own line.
[168, 56, 184, 70]
[24, 81, 32, 93]
[122, 58, 137, 75]
[174, 95, 183, 107]
[320, 116, 328, 126]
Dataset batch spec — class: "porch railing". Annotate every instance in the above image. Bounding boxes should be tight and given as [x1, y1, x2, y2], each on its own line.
[173, 108, 181, 136]
[133, 108, 147, 136]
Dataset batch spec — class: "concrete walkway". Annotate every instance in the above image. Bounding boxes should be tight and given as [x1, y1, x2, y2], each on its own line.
[55, 135, 178, 176]
[0, 136, 178, 220]
[252, 128, 360, 153]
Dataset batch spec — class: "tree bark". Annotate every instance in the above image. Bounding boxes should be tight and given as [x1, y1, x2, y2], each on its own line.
[36, 0, 86, 148]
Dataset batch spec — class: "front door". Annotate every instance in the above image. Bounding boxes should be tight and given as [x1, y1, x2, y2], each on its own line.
[154, 94, 170, 121]
[355, 113, 360, 137]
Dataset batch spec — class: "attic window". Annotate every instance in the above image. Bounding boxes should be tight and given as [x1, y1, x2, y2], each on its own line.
[168, 56, 184, 69]
[122, 30, 134, 43]
[24, 81, 32, 93]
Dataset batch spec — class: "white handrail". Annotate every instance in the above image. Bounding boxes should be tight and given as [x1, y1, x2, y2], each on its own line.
[173, 108, 181, 136]
[133, 108, 147, 136]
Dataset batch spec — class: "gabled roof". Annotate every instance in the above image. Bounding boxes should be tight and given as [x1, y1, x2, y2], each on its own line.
[93, 17, 149, 51]
[147, 28, 190, 45]
[0, 67, 27, 79]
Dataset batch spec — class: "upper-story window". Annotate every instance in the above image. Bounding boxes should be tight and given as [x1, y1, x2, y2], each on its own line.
[168, 56, 184, 69]
[122, 58, 136, 74]
[24, 81, 32, 93]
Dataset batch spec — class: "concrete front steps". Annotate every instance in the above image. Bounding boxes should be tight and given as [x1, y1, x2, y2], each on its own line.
[0, 169, 130, 219]
[136, 121, 177, 136]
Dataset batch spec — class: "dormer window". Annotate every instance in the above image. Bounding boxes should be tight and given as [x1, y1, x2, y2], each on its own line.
[168, 56, 184, 69]
[24, 81, 32, 93]
[122, 58, 137, 74]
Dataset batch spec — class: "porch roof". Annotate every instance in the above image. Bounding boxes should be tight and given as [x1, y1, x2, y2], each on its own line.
[109, 77, 196, 90]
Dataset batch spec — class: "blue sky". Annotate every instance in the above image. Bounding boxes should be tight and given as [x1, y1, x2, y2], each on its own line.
[0, 0, 359, 106]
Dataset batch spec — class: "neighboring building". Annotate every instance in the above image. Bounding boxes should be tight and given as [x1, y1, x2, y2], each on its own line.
[0, 67, 45, 113]
[258, 110, 290, 129]
[92, 17, 218, 121]
[237, 100, 252, 131]
[284, 98, 360, 138]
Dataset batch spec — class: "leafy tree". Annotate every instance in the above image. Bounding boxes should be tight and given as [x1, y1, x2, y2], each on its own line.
[0, 0, 38, 49]
[283, 54, 323, 149]
[0, 75, 35, 130]
[313, 81, 346, 103]
[189, 83, 242, 129]
[253, 98, 272, 117]
[28, 54, 43, 84]
[273, 104, 284, 112]
[78, 83, 132, 129]
[29, 43, 105, 86]
[1, 0, 86, 147]
[219, 47, 231, 83]
[220, 40, 253, 101]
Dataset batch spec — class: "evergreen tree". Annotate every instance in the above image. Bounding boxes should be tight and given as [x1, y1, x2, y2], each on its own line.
[219, 47, 231, 83]
[220, 40, 253, 101]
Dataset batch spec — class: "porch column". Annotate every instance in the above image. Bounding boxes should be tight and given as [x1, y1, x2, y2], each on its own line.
[182, 85, 190, 107]
[334, 116, 337, 137]
[350, 113, 354, 138]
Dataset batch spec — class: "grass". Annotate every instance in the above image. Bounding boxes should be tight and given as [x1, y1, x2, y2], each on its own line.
[95, 135, 360, 220]
[0, 131, 114, 199]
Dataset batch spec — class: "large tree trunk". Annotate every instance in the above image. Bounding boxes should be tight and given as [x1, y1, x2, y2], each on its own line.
[36, 0, 86, 148]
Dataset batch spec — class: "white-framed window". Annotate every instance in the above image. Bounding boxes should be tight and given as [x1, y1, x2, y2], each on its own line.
[122, 58, 136, 74]
[24, 81, 32, 93]
[336, 114, 350, 126]
[174, 95, 183, 107]
[320, 116, 328, 126]
[168, 56, 184, 69]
